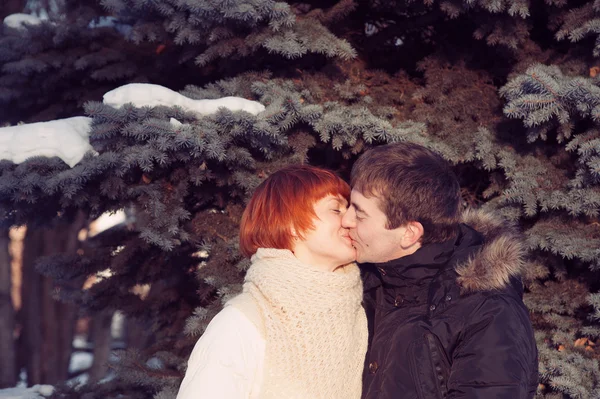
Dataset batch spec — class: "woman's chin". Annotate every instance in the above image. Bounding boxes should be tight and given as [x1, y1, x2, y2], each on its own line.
[330, 243, 357, 266]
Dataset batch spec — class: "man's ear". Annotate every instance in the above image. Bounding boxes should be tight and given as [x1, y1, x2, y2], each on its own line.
[401, 221, 424, 247]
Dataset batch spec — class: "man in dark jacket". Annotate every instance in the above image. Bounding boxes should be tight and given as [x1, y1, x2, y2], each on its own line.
[342, 143, 538, 399]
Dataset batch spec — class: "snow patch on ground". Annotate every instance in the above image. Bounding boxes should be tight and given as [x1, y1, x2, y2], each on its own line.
[103, 83, 265, 116]
[0, 117, 93, 167]
[69, 352, 93, 374]
[0, 385, 54, 399]
[67, 341, 93, 388]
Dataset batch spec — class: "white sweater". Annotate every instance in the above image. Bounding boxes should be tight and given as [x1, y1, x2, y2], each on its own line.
[176, 306, 265, 399]
[177, 249, 366, 399]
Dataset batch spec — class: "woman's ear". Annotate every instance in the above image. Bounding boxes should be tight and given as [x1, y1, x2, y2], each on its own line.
[290, 226, 298, 239]
[401, 221, 424, 247]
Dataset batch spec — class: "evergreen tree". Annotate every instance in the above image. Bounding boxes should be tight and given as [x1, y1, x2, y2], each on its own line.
[1, 0, 600, 397]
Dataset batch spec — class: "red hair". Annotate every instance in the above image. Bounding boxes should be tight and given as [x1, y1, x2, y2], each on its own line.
[239, 164, 350, 257]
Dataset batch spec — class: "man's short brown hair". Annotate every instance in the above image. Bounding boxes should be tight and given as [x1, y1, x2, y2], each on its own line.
[351, 142, 461, 244]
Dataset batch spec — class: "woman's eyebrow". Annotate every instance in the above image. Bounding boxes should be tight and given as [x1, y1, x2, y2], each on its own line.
[329, 197, 348, 207]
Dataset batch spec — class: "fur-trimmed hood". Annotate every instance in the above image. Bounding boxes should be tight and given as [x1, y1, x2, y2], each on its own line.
[455, 208, 526, 294]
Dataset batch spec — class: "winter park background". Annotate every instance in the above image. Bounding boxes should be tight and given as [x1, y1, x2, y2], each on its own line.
[1, 0, 600, 397]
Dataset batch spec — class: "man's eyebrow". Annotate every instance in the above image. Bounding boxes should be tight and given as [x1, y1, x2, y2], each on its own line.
[351, 201, 368, 215]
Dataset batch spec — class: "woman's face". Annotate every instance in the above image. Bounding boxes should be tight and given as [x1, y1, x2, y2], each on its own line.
[292, 194, 356, 272]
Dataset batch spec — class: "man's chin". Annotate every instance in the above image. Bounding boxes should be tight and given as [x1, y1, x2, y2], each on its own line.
[355, 254, 368, 264]
[351, 243, 368, 263]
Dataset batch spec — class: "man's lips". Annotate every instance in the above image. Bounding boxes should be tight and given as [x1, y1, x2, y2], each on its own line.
[347, 236, 358, 248]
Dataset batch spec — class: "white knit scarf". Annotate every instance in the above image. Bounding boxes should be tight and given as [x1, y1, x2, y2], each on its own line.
[228, 248, 367, 399]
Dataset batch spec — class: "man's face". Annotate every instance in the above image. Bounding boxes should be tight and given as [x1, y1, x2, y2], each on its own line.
[341, 189, 409, 263]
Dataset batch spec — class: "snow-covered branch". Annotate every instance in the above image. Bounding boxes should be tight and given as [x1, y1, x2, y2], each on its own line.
[0, 117, 93, 167]
[3, 14, 44, 30]
[103, 84, 265, 116]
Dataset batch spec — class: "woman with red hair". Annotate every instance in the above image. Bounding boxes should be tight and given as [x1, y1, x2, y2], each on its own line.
[177, 165, 367, 399]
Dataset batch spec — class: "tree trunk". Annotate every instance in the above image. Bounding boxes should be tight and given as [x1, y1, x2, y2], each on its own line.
[88, 310, 113, 382]
[0, 228, 17, 388]
[20, 228, 43, 385]
[19, 214, 86, 385]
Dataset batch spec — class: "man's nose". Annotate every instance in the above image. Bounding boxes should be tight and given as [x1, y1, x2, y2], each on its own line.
[341, 206, 356, 228]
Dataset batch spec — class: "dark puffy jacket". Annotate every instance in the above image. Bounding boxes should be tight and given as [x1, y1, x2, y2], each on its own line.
[361, 209, 538, 399]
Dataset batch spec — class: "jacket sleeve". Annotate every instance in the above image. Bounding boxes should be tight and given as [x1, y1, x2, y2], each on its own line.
[176, 306, 264, 399]
[447, 295, 538, 399]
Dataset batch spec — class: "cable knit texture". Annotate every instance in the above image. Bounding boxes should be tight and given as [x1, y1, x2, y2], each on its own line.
[227, 248, 368, 399]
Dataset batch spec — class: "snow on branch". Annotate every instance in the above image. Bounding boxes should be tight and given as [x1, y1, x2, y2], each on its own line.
[3, 14, 44, 30]
[103, 83, 266, 116]
[0, 117, 93, 167]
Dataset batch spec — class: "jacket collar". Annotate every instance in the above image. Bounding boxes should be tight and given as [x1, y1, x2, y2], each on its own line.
[381, 236, 457, 283]
[362, 209, 526, 294]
